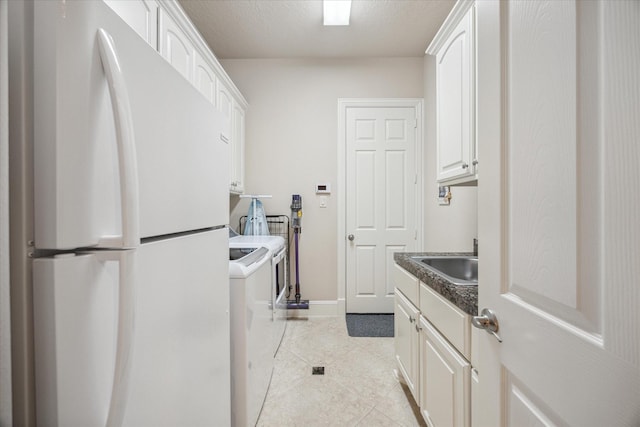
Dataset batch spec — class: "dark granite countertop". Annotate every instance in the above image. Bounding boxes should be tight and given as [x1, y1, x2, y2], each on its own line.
[394, 252, 478, 316]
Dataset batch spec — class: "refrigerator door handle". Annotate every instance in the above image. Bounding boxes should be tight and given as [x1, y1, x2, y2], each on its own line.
[95, 249, 136, 427]
[96, 28, 140, 249]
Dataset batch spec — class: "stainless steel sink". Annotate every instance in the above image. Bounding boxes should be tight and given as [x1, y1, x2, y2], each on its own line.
[410, 256, 478, 286]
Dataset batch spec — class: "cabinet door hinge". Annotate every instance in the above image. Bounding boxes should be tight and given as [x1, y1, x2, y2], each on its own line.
[414, 230, 418, 240]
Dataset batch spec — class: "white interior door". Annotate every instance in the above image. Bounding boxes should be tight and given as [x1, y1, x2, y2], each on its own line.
[344, 101, 420, 313]
[476, 1, 640, 426]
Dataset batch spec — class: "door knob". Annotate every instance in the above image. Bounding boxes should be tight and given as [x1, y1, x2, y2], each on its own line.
[348, 234, 355, 241]
[472, 308, 502, 342]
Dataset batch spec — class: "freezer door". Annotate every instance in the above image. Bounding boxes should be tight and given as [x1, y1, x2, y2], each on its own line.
[33, 229, 230, 426]
[33, 1, 229, 250]
[122, 228, 230, 426]
[33, 252, 131, 427]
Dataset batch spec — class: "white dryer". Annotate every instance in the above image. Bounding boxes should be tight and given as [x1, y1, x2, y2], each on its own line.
[230, 235, 287, 356]
[229, 246, 273, 427]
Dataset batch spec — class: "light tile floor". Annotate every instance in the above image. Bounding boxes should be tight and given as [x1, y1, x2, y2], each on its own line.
[257, 316, 427, 427]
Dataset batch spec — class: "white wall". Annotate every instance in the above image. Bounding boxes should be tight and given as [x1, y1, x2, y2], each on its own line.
[221, 58, 424, 301]
[422, 54, 478, 252]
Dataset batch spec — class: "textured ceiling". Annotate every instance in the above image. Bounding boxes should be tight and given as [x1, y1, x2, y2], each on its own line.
[178, 0, 456, 59]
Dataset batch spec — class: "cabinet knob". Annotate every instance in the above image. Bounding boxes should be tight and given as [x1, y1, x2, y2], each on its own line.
[348, 234, 355, 241]
[472, 159, 478, 166]
[462, 163, 469, 169]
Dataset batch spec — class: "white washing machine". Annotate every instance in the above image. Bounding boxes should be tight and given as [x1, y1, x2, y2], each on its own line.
[230, 235, 287, 356]
[229, 246, 273, 427]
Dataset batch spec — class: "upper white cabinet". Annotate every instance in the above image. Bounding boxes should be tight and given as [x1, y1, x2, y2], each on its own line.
[108, 0, 248, 194]
[103, 0, 159, 48]
[158, 8, 194, 82]
[217, 81, 233, 136]
[230, 100, 245, 194]
[427, 1, 477, 185]
[194, 51, 216, 105]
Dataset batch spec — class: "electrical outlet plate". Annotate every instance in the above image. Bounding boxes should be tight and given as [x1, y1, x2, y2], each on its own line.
[438, 185, 451, 205]
[312, 366, 325, 375]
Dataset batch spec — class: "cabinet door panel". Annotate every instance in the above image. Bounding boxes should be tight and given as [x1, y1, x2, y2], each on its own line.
[103, 0, 158, 48]
[420, 317, 470, 427]
[394, 291, 420, 402]
[436, 5, 476, 184]
[194, 51, 216, 105]
[158, 9, 193, 82]
[231, 100, 245, 193]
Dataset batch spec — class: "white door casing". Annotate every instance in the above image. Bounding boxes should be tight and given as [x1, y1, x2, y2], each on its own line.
[339, 100, 422, 314]
[476, 1, 640, 426]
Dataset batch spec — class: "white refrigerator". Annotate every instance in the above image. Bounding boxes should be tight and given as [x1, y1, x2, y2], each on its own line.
[29, 1, 230, 426]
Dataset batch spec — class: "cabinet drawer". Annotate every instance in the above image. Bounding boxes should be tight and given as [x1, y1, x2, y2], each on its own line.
[393, 264, 419, 306]
[419, 282, 471, 359]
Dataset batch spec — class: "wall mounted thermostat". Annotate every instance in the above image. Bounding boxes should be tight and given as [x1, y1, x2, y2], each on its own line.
[315, 183, 331, 194]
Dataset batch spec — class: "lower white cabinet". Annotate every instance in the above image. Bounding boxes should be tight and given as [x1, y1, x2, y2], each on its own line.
[394, 290, 421, 401]
[419, 316, 471, 427]
[393, 263, 472, 427]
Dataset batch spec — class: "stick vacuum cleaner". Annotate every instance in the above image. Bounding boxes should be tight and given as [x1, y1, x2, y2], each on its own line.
[287, 194, 309, 310]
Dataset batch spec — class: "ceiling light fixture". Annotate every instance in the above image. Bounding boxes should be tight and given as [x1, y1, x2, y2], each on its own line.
[323, 0, 352, 26]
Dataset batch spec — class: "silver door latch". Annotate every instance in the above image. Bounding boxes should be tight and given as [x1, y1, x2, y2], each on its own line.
[472, 308, 502, 343]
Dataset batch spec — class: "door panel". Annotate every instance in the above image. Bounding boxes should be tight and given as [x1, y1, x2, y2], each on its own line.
[355, 246, 376, 296]
[346, 104, 419, 313]
[385, 151, 408, 228]
[355, 150, 376, 228]
[476, 1, 640, 426]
